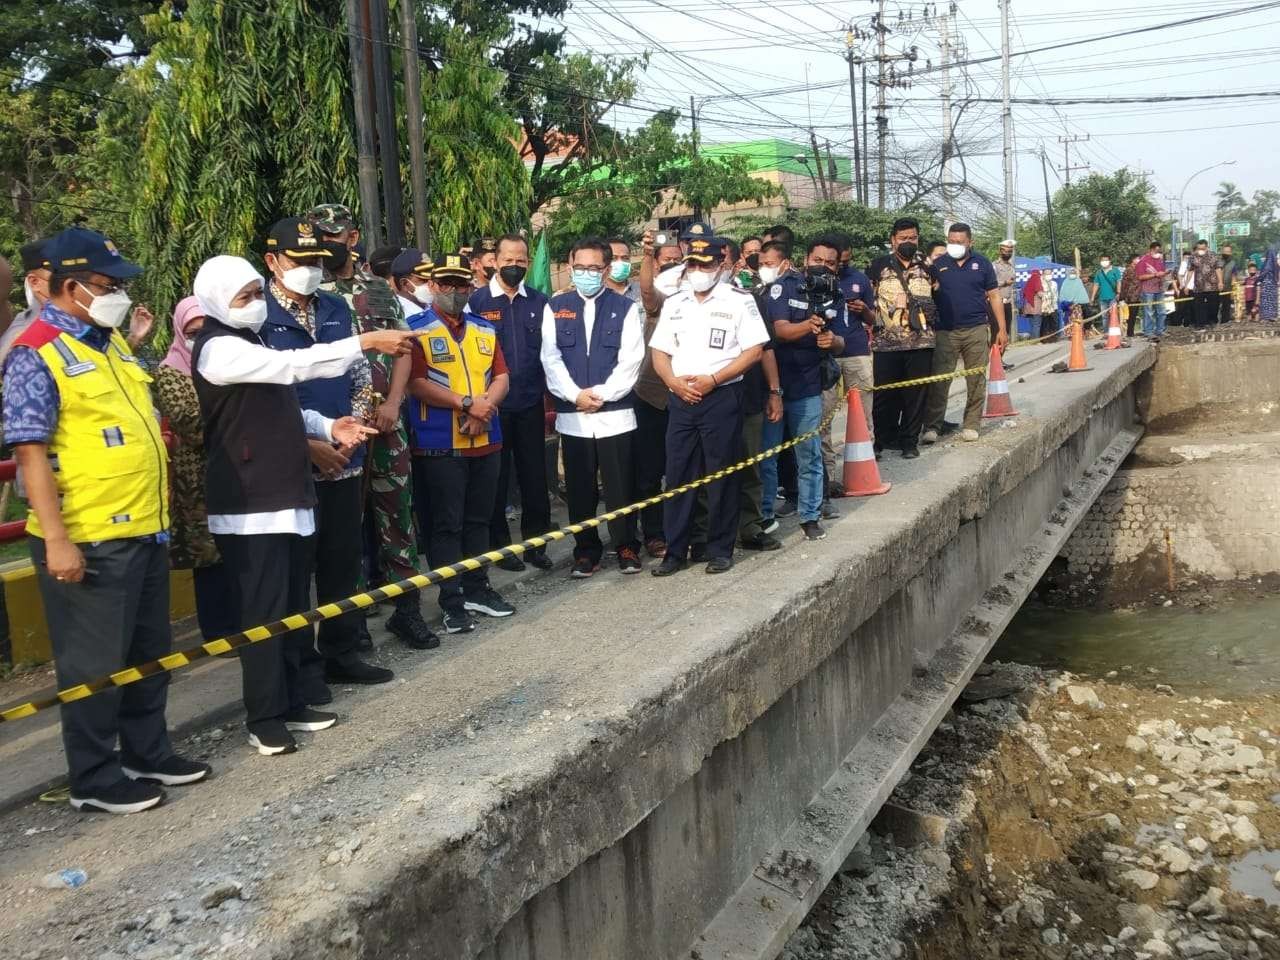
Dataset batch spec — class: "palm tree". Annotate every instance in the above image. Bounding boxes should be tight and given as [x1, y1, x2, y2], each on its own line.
[1215, 181, 1246, 214]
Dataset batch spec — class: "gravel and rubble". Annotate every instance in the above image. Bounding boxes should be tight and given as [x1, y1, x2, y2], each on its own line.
[781, 662, 1280, 960]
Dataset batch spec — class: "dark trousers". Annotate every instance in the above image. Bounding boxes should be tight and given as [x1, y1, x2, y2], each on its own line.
[1193, 291, 1218, 327]
[411, 454, 432, 559]
[30, 536, 174, 794]
[563, 431, 638, 563]
[1220, 290, 1234, 324]
[872, 348, 934, 449]
[738, 411, 766, 539]
[664, 384, 743, 561]
[214, 533, 312, 726]
[192, 562, 238, 640]
[490, 404, 552, 550]
[633, 398, 668, 541]
[425, 452, 501, 615]
[306, 476, 364, 665]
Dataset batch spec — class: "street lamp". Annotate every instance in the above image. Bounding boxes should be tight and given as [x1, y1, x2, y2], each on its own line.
[1177, 160, 1236, 254]
[794, 155, 820, 203]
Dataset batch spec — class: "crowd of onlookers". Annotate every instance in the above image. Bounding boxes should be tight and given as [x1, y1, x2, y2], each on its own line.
[0, 205, 1271, 814]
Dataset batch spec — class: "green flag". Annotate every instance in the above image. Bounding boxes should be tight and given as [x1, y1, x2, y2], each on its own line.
[528, 231, 553, 295]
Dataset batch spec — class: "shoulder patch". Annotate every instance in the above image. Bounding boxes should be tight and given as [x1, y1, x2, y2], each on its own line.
[12, 319, 63, 351]
[769, 284, 783, 300]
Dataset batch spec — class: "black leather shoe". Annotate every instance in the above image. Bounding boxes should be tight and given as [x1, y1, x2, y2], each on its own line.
[496, 555, 526, 573]
[901, 445, 920, 460]
[526, 550, 554, 571]
[705, 556, 734, 574]
[386, 606, 440, 650]
[325, 657, 394, 685]
[688, 543, 709, 563]
[739, 533, 782, 552]
[651, 557, 688, 577]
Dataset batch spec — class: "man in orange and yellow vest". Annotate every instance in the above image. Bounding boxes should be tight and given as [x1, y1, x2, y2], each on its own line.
[406, 253, 517, 635]
[1, 227, 210, 814]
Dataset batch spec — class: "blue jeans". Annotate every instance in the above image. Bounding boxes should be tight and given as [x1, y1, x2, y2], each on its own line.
[1141, 292, 1166, 336]
[1099, 298, 1116, 322]
[761, 393, 823, 523]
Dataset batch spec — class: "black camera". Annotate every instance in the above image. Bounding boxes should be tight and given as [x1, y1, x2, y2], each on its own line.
[800, 269, 841, 324]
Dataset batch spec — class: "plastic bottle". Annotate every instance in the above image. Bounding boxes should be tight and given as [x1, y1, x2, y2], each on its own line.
[40, 868, 88, 890]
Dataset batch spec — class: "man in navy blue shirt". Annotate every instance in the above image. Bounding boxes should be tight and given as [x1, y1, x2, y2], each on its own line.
[924, 223, 1007, 442]
[824, 235, 877, 487]
[467, 234, 553, 572]
[763, 236, 855, 541]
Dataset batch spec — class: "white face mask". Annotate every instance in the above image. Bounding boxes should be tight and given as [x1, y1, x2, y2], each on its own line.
[183, 336, 196, 350]
[24, 280, 38, 311]
[687, 268, 720, 293]
[411, 282, 434, 307]
[280, 265, 323, 296]
[946, 242, 968, 260]
[1100, 260, 1111, 269]
[77, 284, 132, 329]
[225, 299, 268, 332]
[758, 265, 782, 285]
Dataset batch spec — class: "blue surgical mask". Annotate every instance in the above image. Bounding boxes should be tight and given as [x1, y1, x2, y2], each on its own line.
[573, 269, 604, 297]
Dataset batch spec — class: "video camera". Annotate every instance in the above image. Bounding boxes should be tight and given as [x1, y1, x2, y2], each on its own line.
[800, 269, 842, 325]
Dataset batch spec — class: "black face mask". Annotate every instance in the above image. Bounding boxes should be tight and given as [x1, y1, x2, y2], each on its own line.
[896, 242, 918, 261]
[745, 252, 760, 271]
[499, 265, 527, 287]
[806, 265, 834, 278]
[483, 265, 496, 280]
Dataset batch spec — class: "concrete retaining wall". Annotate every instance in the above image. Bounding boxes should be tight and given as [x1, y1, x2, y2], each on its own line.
[1138, 335, 1280, 430]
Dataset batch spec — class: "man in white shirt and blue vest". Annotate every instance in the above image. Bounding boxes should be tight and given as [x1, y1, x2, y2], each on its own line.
[540, 238, 646, 578]
[648, 235, 769, 576]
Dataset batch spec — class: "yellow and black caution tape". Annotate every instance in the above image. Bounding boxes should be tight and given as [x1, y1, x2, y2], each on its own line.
[0, 327, 1118, 726]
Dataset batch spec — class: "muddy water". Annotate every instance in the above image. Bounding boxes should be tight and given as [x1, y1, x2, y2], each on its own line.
[991, 594, 1280, 696]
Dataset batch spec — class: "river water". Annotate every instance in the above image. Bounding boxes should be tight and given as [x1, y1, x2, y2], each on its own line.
[991, 594, 1280, 697]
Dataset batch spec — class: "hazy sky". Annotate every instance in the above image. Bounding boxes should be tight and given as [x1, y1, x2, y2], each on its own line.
[556, 0, 1277, 237]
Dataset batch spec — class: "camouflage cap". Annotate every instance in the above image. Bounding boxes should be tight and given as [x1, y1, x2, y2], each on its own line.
[306, 203, 357, 235]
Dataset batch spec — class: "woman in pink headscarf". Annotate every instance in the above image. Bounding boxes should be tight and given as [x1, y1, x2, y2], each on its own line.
[153, 296, 234, 640]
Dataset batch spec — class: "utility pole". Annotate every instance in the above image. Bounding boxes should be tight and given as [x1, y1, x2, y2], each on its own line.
[1040, 145, 1058, 264]
[1166, 195, 1179, 259]
[690, 96, 702, 220]
[399, 0, 429, 253]
[1057, 134, 1090, 186]
[810, 128, 830, 201]
[369, 0, 403, 247]
[345, 0, 381, 248]
[934, 8, 956, 227]
[875, 0, 888, 209]
[845, 27, 863, 205]
[1000, 0, 1015, 243]
[824, 141, 841, 199]
[862, 61, 870, 204]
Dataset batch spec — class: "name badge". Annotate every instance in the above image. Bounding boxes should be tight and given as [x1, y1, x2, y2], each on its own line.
[708, 328, 726, 349]
[429, 336, 452, 363]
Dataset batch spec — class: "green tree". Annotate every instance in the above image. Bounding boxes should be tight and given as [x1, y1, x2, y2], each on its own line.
[1036, 169, 1160, 266]
[420, 29, 531, 251]
[1214, 181, 1246, 216]
[724, 200, 942, 268]
[544, 110, 778, 260]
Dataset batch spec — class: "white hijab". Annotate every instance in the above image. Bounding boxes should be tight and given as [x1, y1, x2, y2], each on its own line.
[193, 255, 264, 323]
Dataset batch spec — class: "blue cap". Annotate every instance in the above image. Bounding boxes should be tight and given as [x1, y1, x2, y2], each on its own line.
[683, 236, 728, 265]
[680, 221, 714, 241]
[44, 226, 142, 279]
[390, 248, 431, 279]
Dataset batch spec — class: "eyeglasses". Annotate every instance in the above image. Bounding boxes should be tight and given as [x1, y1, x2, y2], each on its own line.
[571, 265, 605, 276]
[436, 280, 470, 291]
[77, 278, 128, 295]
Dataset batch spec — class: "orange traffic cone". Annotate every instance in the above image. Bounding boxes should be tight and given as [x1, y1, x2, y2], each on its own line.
[982, 345, 1018, 419]
[1067, 319, 1091, 371]
[1104, 303, 1123, 350]
[839, 390, 891, 497]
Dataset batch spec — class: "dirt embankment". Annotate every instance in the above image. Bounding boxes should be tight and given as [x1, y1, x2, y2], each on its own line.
[782, 663, 1280, 960]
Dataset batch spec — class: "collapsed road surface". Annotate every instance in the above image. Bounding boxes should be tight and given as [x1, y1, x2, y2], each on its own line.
[0, 340, 1155, 960]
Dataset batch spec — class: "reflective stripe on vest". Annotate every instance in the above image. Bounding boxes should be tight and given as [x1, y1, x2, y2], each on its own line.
[412, 319, 501, 452]
[28, 331, 169, 542]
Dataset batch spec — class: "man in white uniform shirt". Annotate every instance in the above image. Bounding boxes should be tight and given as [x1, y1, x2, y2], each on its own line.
[648, 235, 768, 576]
[541, 239, 645, 577]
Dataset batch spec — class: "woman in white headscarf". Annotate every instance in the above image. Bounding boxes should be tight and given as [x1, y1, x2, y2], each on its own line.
[190, 255, 414, 758]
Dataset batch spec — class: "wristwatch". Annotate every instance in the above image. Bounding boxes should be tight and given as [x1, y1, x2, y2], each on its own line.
[769, 387, 784, 397]
[461, 395, 474, 412]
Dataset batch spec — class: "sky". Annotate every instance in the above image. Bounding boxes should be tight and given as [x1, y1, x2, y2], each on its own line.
[553, 0, 1279, 239]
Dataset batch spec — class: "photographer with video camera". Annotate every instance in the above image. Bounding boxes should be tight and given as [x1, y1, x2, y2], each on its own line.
[760, 236, 852, 542]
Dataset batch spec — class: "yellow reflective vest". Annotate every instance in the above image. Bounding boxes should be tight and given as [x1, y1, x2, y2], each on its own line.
[410, 315, 502, 452]
[19, 322, 169, 542]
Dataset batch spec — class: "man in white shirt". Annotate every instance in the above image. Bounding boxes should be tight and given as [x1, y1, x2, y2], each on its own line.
[541, 239, 645, 577]
[648, 236, 769, 576]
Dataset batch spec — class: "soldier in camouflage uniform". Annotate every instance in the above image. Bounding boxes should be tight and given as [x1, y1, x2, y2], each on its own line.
[308, 204, 438, 650]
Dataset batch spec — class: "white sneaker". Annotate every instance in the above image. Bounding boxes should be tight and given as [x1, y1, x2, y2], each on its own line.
[960, 428, 979, 442]
[921, 429, 939, 444]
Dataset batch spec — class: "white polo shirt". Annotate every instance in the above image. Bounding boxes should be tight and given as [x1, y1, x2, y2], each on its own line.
[649, 281, 769, 383]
